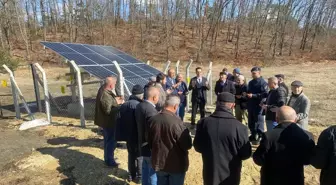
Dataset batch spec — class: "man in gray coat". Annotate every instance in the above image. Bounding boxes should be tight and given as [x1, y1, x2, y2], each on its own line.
[287, 80, 311, 130]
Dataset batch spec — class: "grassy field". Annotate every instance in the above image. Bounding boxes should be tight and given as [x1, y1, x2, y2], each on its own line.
[0, 61, 335, 185]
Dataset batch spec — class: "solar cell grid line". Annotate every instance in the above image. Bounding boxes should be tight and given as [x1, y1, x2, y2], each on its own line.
[79, 44, 152, 81]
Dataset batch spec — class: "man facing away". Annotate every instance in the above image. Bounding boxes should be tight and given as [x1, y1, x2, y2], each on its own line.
[311, 125, 336, 185]
[149, 95, 192, 185]
[188, 67, 210, 127]
[135, 86, 160, 185]
[194, 92, 252, 185]
[246, 67, 268, 144]
[234, 75, 248, 124]
[94, 76, 124, 167]
[119, 85, 144, 183]
[214, 72, 236, 95]
[253, 106, 315, 185]
[287, 80, 311, 130]
[262, 77, 286, 131]
[275, 74, 289, 99]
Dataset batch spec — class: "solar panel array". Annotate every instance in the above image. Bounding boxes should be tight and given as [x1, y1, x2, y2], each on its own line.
[41, 42, 161, 96]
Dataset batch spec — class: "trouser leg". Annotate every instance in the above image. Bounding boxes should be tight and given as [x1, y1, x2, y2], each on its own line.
[199, 100, 205, 119]
[127, 142, 136, 178]
[191, 101, 198, 125]
[235, 106, 243, 122]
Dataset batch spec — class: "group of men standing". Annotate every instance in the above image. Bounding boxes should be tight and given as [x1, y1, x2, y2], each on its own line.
[93, 66, 336, 185]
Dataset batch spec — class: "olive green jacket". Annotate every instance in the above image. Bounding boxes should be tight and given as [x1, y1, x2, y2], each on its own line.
[94, 86, 120, 128]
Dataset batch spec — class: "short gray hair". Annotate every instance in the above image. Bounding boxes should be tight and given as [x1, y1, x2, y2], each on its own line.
[165, 95, 180, 107]
[268, 77, 278, 84]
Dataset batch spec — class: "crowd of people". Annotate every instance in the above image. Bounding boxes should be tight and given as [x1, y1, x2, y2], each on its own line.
[94, 66, 336, 185]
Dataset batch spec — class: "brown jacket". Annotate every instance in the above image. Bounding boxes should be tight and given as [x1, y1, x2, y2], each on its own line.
[148, 110, 192, 173]
[94, 86, 119, 128]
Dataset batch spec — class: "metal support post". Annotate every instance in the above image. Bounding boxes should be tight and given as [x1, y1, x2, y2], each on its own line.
[147, 60, 150, 65]
[186, 59, 193, 112]
[176, 60, 180, 74]
[163, 60, 171, 74]
[31, 64, 42, 112]
[206, 62, 213, 105]
[69, 60, 85, 127]
[34, 63, 52, 123]
[112, 61, 125, 98]
[69, 61, 77, 102]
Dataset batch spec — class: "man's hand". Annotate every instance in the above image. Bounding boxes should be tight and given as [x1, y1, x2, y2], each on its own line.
[116, 97, 124, 104]
[261, 104, 267, 110]
[205, 81, 209, 86]
[236, 95, 242, 99]
[247, 93, 253, 98]
[270, 107, 279, 112]
[167, 89, 173, 94]
[191, 80, 196, 88]
[178, 91, 183, 95]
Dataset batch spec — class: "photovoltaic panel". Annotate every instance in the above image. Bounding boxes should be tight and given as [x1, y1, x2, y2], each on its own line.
[41, 41, 162, 96]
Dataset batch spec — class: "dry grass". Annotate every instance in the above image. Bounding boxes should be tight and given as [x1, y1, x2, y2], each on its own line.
[0, 61, 335, 185]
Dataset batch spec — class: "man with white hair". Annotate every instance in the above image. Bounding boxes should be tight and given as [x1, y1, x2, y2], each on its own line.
[234, 75, 248, 124]
[253, 106, 315, 185]
[94, 76, 124, 167]
[261, 77, 286, 131]
[148, 95, 192, 185]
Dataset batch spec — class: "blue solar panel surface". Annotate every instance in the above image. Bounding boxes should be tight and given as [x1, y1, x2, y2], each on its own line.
[41, 42, 161, 96]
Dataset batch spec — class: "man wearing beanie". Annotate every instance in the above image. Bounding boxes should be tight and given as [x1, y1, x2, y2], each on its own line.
[247, 67, 268, 144]
[228, 68, 241, 82]
[194, 92, 252, 185]
[119, 84, 144, 183]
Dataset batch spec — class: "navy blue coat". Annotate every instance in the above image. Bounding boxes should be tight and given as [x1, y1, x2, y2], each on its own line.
[247, 77, 268, 113]
[118, 95, 142, 143]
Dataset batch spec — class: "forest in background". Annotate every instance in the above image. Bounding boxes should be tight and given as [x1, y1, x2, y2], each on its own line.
[0, 0, 336, 66]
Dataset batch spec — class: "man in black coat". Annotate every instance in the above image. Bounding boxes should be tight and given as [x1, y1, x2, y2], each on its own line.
[311, 125, 336, 185]
[247, 67, 268, 144]
[262, 77, 286, 131]
[253, 106, 315, 185]
[188, 67, 210, 126]
[194, 92, 252, 185]
[135, 86, 160, 185]
[119, 85, 144, 182]
[275, 74, 289, 99]
[214, 72, 236, 95]
[234, 75, 248, 124]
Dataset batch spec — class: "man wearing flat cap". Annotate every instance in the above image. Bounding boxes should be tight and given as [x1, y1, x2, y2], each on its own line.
[287, 80, 311, 130]
[119, 84, 144, 182]
[194, 92, 252, 185]
[246, 67, 268, 144]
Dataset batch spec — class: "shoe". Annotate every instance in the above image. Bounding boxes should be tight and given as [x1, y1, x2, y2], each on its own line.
[127, 175, 134, 182]
[134, 176, 141, 184]
[105, 162, 120, 168]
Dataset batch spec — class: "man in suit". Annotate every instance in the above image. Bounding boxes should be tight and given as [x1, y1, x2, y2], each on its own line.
[149, 95, 192, 185]
[135, 86, 160, 185]
[247, 67, 268, 144]
[311, 126, 336, 185]
[214, 72, 236, 95]
[262, 77, 286, 131]
[287, 80, 311, 130]
[194, 92, 252, 185]
[94, 76, 124, 167]
[188, 67, 210, 126]
[253, 106, 315, 185]
[166, 68, 177, 90]
[119, 85, 144, 182]
[175, 74, 189, 121]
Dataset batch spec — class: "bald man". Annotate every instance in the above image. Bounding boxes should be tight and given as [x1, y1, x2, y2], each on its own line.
[135, 86, 160, 185]
[253, 106, 315, 185]
[94, 76, 124, 167]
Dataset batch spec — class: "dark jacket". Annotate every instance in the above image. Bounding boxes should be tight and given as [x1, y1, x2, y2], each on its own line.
[144, 82, 155, 100]
[135, 100, 158, 157]
[279, 83, 289, 98]
[194, 108, 252, 185]
[311, 126, 336, 185]
[175, 81, 188, 106]
[214, 80, 236, 95]
[235, 84, 248, 110]
[94, 86, 120, 128]
[247, 77, 268, 113]
[263, 87, 286, 121]
[166, 76, 175, 90]
[253, 123, 315, 185]
[188, 76, 210, 103]
[118, 95, 142, 144]
[148, 110, 192, 173]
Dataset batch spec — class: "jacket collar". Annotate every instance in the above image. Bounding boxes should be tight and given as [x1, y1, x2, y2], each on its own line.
[129, 95, 142, 102]
[275, 122, 293, 129]
[161, 109, 179, 117]
[210, 107, 236, 119]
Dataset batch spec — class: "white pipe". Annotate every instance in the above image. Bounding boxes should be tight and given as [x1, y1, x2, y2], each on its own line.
[69, 60, 85, 127]
[123, 78, 131, 96]
[34, 63, 51, 123]
[2, 64, 34, 120]
[186, 59, 193, 112]
[112, 61, 125, 97]
[207, 62, 213, 105]
[147, 60, 150, 65]
[175, 60, 180, 74]
[163, 60, 171, 74]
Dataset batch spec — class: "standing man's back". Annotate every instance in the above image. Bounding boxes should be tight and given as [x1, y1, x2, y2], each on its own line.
[311, 125, 336, 185]
[253, 106, 315, 185]
[194, 92, 252, 185]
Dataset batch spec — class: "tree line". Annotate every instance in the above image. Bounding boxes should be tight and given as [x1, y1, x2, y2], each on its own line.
[0, 0, 335, 63]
